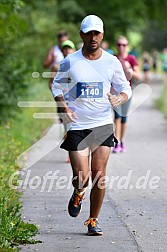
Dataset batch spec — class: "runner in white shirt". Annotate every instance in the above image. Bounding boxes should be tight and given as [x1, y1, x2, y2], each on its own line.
[51, 15, 132, 236]
[43, 31, 68, 89]
[52, 48, 131, 130]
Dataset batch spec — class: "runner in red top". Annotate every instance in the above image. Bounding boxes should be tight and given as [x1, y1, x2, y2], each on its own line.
[113, 36, 140, 153]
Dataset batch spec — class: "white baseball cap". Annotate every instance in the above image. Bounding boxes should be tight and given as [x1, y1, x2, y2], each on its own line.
[80, 15, 104, 34]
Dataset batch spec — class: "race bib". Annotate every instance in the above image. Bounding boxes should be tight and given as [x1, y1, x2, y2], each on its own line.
[76, 82, 103, 99]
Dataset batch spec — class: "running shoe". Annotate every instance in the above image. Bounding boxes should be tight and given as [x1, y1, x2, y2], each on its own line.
[84, 218, 103, 236]
[113, 143, 122, 153]
[121, 142, 126, 153]
[68, 190, 85, 217]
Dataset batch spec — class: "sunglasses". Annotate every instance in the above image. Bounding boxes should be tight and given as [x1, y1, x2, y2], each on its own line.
[117, 43, 128, 47]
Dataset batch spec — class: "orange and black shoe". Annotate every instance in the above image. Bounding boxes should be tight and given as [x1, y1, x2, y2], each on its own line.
[84, 218, 103, 236]
[68, 190, 85, 217]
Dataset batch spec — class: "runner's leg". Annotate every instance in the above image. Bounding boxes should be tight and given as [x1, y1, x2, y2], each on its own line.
[69, 148, 90, 191]
[90, 145, 110, 218]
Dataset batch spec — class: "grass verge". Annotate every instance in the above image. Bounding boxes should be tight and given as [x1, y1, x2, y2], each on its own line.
[0, 78, 54, 251]
[156, 80, 167, 118]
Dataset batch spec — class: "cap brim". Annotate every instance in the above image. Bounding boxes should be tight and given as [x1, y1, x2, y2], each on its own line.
[61, 40, 75, 49]
[81, 26, 103, 34]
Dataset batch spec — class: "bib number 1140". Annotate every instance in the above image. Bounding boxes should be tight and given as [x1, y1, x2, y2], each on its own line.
[77, 82, 103, 98]
[81, 88, 99, 96]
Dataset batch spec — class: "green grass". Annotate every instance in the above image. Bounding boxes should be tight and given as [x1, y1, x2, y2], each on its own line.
[156, 80, 167, 118]
[0, 78, 54, 251]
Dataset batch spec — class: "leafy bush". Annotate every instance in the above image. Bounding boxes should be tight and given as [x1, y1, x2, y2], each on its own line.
[0, 122, 39, 251]
[0, 78, 53, 250]
[0, 1, 28, 114]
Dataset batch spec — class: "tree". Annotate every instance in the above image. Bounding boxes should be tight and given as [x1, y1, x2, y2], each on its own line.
[141, 21, 167, 51]
[0, 0, 28, 113]
[56, 0, 167, 44]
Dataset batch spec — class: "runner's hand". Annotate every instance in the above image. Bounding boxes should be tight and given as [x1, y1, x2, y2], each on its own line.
[61, 107, 78, 124]
[107, 93, 122, 108]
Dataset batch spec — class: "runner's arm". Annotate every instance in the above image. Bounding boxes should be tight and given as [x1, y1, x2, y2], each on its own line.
[43, 47, 54, 68]
[111, 57, 132, 102]
[51, 58, 78, 123]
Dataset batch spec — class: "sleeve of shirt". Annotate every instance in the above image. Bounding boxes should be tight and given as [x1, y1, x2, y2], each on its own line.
[130, 55, 138, 68]
[51, 57, 70, 98]
[111, 57, 132, 100]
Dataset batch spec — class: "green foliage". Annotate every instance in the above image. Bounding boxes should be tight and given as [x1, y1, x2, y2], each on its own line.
[1, 0, 167, 117]
[0, 0, 28, 113]
[0, 119, 39, 250]
[19, 0, 80, 73]
[0, 146, 39, 250]
[57, 0, 86, 22]
[56, 0, 167, 42]
[57, 0, 146, 41]
[142, 0, 167, 22]
[0, 79, 53, 250]
[156, 81, 167, 118]
[141, 21, 167, 51]
[56, 0, 167, 49]
[0, 197, 39, 248]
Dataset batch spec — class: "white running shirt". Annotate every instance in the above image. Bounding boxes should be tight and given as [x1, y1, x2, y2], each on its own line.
[52, 49, 132, 130]
[53, 45, 64, 65]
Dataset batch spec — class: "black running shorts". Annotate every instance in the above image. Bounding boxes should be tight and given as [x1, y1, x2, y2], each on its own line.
[60, 124, 116, 151]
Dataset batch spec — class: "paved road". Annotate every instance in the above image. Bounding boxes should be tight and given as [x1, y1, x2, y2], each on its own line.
[20, 78, 167, 252]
